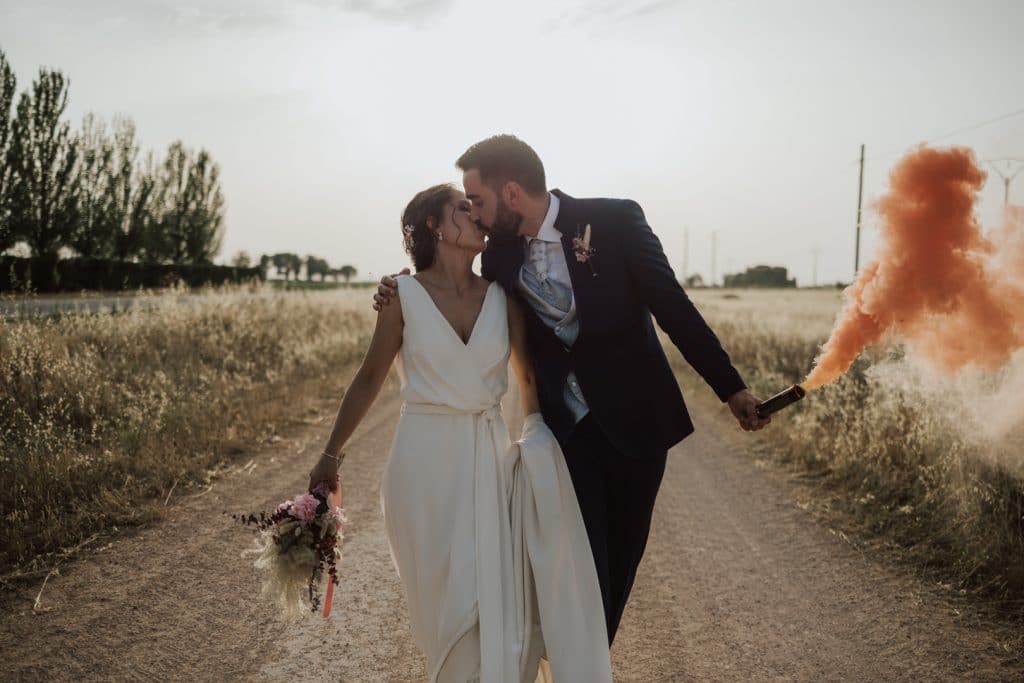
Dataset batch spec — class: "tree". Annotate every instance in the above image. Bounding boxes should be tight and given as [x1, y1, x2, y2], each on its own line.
[6, 68, 80, 259]
[147, 141, 225, 264]
[142, 141, 183, 262]
[305, 255, 329, 281]
[0, 50, 16, 253]
[230, 250, 251, 268]
[338, 264, 357, 283]
[69, 112, 118, 258]
[180, 149, 224, 263]
[271, 252, 291, 279]
[270, 252, 303, 280]
[684, 273, 704, 288]
[129, 150, 163, 262]
[287, 253, 301, 280]
[107, 117, 154, 262]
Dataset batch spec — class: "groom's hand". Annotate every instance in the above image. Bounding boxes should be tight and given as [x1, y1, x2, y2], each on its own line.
[372, 267, 410, 311]
[727, 389, 771, 432]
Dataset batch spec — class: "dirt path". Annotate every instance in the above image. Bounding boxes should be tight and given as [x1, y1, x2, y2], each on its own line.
[1, 377, 1021, 682]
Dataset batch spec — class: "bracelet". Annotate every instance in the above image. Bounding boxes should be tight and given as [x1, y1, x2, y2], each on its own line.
[321, 450, 345, 463]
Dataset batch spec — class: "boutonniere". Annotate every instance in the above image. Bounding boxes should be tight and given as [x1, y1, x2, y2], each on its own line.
[572, 223, 598, 277]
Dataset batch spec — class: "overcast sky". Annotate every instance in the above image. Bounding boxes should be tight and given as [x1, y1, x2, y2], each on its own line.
[2, 0, 1022, 285]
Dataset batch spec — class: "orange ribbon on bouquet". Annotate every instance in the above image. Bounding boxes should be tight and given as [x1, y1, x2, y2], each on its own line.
[322, 479, 343, 618]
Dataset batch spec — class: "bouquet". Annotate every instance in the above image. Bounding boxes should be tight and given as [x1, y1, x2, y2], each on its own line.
[230, 481, 347, 619]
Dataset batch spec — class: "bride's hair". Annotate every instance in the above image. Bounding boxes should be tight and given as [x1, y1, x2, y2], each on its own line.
[401, 183, 456, 271]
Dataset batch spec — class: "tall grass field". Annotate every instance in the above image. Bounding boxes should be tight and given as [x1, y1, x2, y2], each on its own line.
[2, 284, 1022, 617]
[0, 283, 373, 582]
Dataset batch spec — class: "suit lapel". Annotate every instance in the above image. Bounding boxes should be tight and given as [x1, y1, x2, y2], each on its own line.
[485, 235, 524, 290]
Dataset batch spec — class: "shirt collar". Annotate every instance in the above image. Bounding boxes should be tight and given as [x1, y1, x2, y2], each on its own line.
[525, 192, 561, 244]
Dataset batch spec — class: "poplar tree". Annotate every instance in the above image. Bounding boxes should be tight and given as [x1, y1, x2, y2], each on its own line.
[6, 69, 79, 259]
[181, 149, 224, 263]
[70, 112, 117, 257]
[0, 51, 16, 252]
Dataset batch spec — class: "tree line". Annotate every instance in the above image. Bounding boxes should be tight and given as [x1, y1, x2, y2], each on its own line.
[0, 49, 225, 268]
[239, 252, 358, 283]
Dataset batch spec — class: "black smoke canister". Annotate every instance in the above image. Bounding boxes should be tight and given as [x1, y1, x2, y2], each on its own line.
[755, 385, 806, 419]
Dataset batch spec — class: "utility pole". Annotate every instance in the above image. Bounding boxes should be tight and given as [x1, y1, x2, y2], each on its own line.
[985, 158, 1024, 206]
[682, 225, 689, 282]
[854, 143, 865, 277]
[710, 230, 718, 288]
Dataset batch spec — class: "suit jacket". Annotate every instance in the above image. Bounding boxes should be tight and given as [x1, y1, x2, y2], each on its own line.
[481, 189, 747, 459]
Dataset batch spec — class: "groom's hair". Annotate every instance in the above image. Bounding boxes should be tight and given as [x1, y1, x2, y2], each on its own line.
[455, 135, 546, 197]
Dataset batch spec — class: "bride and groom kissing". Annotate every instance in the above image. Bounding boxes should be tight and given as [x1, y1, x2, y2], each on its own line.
[306, 134, 770, 681]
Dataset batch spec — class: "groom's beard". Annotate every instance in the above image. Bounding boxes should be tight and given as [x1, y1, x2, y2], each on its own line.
[488, 200, 523, 239]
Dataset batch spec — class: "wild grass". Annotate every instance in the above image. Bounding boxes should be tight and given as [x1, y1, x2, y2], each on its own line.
[5, 282, 1022, 617]
[676, 288, 1024, 615]
[0, 282, 375, 582]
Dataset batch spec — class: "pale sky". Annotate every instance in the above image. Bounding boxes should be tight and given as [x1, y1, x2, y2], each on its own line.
[2, 0, 1022, 285]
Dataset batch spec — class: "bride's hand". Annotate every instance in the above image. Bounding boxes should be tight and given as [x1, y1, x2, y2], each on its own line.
[307, 454, 339, 494]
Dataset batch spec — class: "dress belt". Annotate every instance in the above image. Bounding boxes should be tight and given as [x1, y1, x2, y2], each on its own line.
[400, 402, 501, 421]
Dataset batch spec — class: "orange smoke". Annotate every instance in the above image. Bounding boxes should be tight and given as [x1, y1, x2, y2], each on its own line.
[804, 146, 1024, 391]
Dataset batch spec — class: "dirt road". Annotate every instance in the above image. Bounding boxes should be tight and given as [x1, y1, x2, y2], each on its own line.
[1, 377, 1021, 682]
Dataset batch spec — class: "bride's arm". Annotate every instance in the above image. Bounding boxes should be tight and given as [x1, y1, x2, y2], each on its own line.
[307, 295, 403, 491]
[508, 296, 541, 418]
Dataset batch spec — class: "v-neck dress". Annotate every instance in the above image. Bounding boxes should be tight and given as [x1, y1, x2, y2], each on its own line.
[379, 274, 612, 683]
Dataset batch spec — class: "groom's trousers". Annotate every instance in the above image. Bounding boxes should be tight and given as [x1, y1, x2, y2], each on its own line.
[561, 412, 668, 645]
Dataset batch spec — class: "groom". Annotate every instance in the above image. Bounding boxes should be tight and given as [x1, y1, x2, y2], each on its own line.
[374, 134, 769, 644]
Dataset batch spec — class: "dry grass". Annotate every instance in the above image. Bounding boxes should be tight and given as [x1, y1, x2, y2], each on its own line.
[0, 282, 375, 582]
[4, 282, 1023, 618]
[674, 288, 1024, 615]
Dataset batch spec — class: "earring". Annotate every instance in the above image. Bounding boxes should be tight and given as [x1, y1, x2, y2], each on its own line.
[436, 232, 443, 241]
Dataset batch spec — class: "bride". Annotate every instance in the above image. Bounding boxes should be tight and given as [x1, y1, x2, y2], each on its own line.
[306, 183, 613, 682]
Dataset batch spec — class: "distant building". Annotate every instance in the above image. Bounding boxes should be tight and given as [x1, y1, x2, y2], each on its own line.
[722, 265, 796, 288]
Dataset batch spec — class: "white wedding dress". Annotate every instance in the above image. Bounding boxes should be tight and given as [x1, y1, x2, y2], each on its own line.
[380, 274, 612, 683]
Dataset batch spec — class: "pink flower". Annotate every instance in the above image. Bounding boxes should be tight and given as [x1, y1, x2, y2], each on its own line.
[291, 493, 320, 524]
[572, 237, 595, 264]
[332, 507, 349, 527]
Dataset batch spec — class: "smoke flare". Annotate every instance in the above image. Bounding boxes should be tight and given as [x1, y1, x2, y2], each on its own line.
[804, 146, 1024, 390]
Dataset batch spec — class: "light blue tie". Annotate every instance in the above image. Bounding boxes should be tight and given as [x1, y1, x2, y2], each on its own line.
[524, 239, 573, 316]
[518, 238, 590, 423]
[529, 238, 549, 284]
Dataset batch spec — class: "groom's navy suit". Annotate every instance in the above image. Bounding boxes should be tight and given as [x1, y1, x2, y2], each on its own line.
[482, 189, 747, 642]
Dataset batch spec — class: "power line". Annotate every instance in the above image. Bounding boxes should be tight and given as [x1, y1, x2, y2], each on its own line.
[928, 108, 1024, 145]
[840, 105, 1024, 171]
